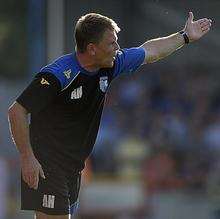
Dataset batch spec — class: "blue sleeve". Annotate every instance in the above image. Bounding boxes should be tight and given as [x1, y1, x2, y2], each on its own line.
[40, 63, 66, 90]
[113, 47, 145, 78]
[40, 62, 79, 91]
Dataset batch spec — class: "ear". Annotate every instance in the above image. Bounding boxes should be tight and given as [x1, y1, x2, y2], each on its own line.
[87, 43, 96, 56]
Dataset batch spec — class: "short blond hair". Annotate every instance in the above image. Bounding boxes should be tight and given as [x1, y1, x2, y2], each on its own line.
[74, 13, 120, 53]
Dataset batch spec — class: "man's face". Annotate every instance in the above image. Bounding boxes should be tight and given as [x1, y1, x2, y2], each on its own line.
[94, 29, 120, 68]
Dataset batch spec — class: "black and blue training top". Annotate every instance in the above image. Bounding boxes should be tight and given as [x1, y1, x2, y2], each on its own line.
[17, 47, 145, 172]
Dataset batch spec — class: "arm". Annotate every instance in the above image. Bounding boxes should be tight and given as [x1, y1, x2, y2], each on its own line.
[8, 101, 45, 190]
[8, 73, 60, 189]
[8, 102, 33, 156]
[141, 12, 212, 63]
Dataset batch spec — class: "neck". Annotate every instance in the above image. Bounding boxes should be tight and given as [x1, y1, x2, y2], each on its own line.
[76, 51, 100, 72]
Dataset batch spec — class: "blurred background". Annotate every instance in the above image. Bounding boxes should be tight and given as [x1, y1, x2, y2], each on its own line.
[1, 0, 220, 218]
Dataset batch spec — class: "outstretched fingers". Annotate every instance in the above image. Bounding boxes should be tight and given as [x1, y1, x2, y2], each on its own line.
[201, 26, 210, 32]
[199, 18, 210, 24]
[194, 18, 211, 33]
[202, 27, 210, 35]
[199, 18, 212, 27]
[201, 22, 211, 32]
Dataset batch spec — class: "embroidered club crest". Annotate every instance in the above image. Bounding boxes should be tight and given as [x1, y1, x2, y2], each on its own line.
[99, 76, 108, 93]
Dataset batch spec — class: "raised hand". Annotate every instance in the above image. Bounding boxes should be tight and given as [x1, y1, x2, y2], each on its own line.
[184, 12, 212, 42]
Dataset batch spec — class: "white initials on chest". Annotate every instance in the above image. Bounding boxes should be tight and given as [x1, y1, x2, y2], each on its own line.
[71, 86, 82, 99]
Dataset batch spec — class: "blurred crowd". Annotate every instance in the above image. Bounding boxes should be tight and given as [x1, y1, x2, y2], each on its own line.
[91, 66, 220, 199]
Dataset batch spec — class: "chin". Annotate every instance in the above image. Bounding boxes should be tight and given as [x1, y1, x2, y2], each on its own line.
[101, 61, 114, 69]
[107, 61, 114, 68]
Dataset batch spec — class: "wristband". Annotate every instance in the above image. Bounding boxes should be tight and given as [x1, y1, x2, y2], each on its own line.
[179, 31, 189, 44]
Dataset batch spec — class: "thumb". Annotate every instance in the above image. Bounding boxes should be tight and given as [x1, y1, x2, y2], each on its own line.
[39, 167, 46, 179]
[188, 11, 194, 23]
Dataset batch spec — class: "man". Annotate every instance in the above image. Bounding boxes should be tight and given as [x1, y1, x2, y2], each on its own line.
[8, 12, 211, 219]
